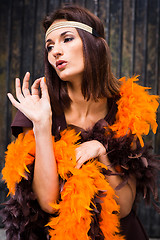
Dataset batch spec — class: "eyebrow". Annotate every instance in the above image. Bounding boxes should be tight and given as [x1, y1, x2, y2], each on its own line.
[45, 30, 74, 43]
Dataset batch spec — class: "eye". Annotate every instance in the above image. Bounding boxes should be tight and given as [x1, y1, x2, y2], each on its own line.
[46, 45, 54, 52]
[64, 37, 74, 43]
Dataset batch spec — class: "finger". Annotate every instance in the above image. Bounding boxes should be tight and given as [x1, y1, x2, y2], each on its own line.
[75, 163, 81, 169]
[75, 144, 89, 160]
[15, 78, 24, 102]
[75, 158, 83, 169]
[40, 77, 50, 99]
[31, 78, 42, 96]
[22, 72, 31, 97]
[75, 156, 88, 169]
[75, 148, 82, 162]
[7, 93, 21, 110]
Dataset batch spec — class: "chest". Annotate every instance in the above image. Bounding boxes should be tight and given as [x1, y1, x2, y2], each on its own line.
[64, 108, 108, 130]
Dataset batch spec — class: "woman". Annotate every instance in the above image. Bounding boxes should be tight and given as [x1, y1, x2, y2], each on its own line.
[2, 5, 159, 240]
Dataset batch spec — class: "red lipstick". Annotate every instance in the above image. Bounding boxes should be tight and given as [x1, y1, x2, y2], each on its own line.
[56, 60, 67, 69]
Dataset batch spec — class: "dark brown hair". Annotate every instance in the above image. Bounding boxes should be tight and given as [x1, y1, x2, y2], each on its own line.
[43, 5, 120, 115]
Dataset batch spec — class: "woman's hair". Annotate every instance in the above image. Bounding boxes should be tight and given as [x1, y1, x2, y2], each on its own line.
[43, 5, 120, 115]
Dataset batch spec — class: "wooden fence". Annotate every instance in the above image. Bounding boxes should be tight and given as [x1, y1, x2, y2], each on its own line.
[0, 0, 160, 237]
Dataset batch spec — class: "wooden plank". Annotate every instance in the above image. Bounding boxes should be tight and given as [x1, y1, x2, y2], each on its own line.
[0, 0, 11, 164]
[33, 0, 48, 80]
[134, 0, 146, 85]
[8, 0, 25, 127]
[109, 0, 123, 77]
[85, 0, 96, 14]
[121, 0, 133, 77]
[0, 0, 12, 228]
[47, 0, 61, 13]
[20, 0, 37, 79]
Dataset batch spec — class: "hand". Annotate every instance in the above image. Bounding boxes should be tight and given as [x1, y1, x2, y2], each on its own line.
[7, 72, 52, 128]
[75, 140, 106, 169]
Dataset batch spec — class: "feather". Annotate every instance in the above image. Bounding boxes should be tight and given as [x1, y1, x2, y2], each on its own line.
[110, 76, 159, 146]
[2, 130, 35, 195]
[141, 157, 148, 168]
[48, 161, 123, 240]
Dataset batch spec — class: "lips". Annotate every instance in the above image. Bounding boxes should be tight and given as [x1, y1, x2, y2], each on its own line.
[56, 60, 67, 69]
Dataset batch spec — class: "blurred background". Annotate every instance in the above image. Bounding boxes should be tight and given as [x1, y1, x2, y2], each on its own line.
[0, 0, 160, 239]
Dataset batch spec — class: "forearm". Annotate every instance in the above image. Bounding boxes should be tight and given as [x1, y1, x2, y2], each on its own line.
[32, 123, 59, 213]
[99, 154, 136, 218]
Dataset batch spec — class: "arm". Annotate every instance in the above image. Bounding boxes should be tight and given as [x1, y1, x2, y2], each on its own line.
[33, 123, 59, 213]
[75, 140, 136, 218]
[8, 72, 59, 213]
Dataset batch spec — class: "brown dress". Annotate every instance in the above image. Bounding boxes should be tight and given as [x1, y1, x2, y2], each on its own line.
[11, 98, 149, 240]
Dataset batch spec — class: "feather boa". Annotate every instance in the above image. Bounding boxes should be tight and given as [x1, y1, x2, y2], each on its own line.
[110, 76, 159, 146]
[49, 130, 123, 240]
[2, 76, 159, 239]
[2, 131, 35, 196]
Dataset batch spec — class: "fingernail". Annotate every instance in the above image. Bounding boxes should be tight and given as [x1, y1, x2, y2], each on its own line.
[43, 77, 46, 83]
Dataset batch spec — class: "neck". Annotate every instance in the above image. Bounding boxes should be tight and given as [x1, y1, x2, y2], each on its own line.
[67, 79, 82, 102]
[67, 81, 92, 113]
[65, 83, 108, 129]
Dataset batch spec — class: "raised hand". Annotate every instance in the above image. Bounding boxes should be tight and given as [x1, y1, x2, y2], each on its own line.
[7, 72, 52, 128]
[75, 140, 106, 169]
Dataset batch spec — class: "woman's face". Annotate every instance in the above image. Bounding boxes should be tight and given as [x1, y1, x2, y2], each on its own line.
[45, 20, 84, 83]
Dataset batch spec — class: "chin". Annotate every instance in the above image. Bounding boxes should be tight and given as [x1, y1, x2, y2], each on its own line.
[56, 70, 69, 80]
[59, 75, 70, 82]
[58, 73, 73, 82]
[59, 72, 83, 83]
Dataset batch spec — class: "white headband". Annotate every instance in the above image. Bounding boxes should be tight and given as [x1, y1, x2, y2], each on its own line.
[45, 21, 100, 39]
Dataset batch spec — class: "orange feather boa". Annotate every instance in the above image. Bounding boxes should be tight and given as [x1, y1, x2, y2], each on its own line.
[49, 130, 123, 240]
[110, 76, 159, 146]
[2, 130, 35, 196]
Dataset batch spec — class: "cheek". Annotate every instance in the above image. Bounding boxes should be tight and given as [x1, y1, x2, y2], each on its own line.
[74, 45, 84, 69]
[79, 54, 84, 72]
[48, 54, 56, 69]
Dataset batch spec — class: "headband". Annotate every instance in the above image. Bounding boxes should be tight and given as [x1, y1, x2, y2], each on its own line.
[45, 21, 100, 39]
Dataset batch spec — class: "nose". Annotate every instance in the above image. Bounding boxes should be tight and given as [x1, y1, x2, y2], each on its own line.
[52, 42, 63, 58]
